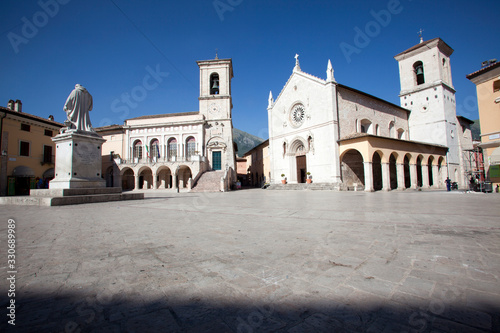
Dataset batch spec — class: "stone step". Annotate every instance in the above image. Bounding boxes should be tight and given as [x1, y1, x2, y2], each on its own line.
[0, 192, 143, 206]
[267, 183, 343, 191]
[191, 171, 225, 192]
[30, 187, 123, 197]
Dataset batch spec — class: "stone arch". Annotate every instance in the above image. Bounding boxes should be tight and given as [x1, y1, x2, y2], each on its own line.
[404, 153, 411, 189]
[210, 72, 220, 95]
[427, 156, 435, 187]
[157, 166, 172, 189]
[360, 119, 372, 134]
[121, 167, 135, 191]
[133, 139, 143, 160]
[416, 154, 424, 187]
[289, 137, 307, 155]
[149, 138, 160, 160]
[397, 128, 405, 140]
[413, 60, 425, 85]
[341, 149, 364, 190]
[177, 165, 192, 189]
[372, 151, 383, 191]
[138, 166, 153, 189]
[167, 137, 178, 161]
[185, 136, 196, 160]
[389, 121, 395, 138]
[389, 152, 398, 190]
[105, 166, 114, 187]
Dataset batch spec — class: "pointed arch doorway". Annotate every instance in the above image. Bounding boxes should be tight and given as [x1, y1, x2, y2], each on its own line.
[296, 155, 307, 183]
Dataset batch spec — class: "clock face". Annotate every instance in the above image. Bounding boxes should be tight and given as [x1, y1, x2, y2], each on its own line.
[209, 103, 219, 115]
[290, 104, 305, 127]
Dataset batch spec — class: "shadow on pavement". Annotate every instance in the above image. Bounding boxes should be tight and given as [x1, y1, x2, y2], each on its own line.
[2, 293, 499, 332]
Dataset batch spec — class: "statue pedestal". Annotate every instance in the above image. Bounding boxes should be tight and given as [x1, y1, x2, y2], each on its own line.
[50, 131, 106, 189]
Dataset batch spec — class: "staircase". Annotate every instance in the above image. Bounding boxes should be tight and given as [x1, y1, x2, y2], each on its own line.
[191, 171, 225, 192]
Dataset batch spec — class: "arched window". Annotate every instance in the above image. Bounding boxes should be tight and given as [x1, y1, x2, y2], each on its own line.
[413, 61, 425, 85]
[168, 138, 177, 161]
[133, 140, 142, 160]
[360, 119, 372, 134]
[397, 128, 405, 140]
[210, 73, 220, 95]
[186, 137, 196, 160]
[389, 121, 395, 138]
[150, 139, 160, 160]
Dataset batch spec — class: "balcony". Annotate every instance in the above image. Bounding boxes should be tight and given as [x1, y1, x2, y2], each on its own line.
[116, 155, 206, 166]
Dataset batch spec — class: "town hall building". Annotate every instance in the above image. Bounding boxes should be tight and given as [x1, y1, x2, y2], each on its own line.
[97, 57, 237, 192]
[267, 38, 473, 191]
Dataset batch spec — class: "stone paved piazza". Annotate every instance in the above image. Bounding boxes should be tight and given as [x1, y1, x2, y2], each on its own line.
[1, 189, 499, 332]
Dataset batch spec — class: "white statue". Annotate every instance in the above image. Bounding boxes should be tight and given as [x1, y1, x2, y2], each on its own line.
[63, 84, 94, 132]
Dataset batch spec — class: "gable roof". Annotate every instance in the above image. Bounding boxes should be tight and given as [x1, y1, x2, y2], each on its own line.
[466, 61, 500, 81]
[394, 38, 453, 60]
[0, 106, 63, 128]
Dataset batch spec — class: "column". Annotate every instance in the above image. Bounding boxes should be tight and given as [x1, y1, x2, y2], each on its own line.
[153, 172, 158, 189]
[410, 163, 418, 189]
[134, 175, 140, 190]
[363, 162, 374, 192]
[382, 162, 391, 191]
[432, 165, 439, 188]
[422, 164, 429, 188]
[397, 163, 405, 190]
[172, 174, 177, 190]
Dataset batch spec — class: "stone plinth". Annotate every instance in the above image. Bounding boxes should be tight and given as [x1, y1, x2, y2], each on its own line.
[50, 130, 106, 189]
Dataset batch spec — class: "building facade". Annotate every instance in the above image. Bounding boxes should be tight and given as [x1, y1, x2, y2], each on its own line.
[267, 39, 472, 191]
[97, 57, 237, 191]
[466, 60, 500, 187]
[0, 101, 62, 195]
[394, 38, 470, 186]
[242, 139, 270, 187]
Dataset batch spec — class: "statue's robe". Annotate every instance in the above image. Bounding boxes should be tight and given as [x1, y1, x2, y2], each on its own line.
[64, 85, 93, 132]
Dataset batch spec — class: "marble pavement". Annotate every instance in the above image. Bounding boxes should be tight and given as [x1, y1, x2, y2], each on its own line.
[0, 189, 499, 332]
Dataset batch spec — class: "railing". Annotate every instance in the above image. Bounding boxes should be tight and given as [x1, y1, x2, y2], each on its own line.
[118, 155, 204, 165]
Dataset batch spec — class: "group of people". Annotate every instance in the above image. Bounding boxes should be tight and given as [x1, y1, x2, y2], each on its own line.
[35, 177, 49, 189]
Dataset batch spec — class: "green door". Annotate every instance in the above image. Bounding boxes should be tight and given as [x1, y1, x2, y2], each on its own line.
[212, 151, 221, 170]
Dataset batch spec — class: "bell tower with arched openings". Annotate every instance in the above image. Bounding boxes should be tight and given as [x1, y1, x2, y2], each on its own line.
[394, 38, 461, 181]
[197, 56, 236, 173]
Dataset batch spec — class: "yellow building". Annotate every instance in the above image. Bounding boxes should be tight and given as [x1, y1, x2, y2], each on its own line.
[466, 60, 500, 187]
[243, 139, 270, 187]
[0, 100, 63, 195]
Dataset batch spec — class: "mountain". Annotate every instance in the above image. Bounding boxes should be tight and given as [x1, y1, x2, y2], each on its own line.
[471, 119, 481, 141]
[233, 128, 265, 157]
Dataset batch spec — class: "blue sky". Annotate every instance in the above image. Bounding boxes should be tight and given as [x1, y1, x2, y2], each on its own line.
[1, 0, 499, 139]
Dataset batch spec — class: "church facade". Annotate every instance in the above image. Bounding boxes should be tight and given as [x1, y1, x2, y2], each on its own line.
[97, 57, 237, 191]
[267, 39, 472, 191]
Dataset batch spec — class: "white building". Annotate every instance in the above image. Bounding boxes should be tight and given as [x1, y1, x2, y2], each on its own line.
[267, 39, 472, 191]
[97, 57, 237, 192]
[394, 38, 472, 186]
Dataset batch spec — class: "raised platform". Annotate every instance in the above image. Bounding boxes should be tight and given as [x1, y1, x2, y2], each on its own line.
[0, 188, 144, 206]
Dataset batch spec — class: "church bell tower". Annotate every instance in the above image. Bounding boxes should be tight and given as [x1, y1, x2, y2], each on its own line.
[197, 57, 236, 173]
[394, 38, 461, 182]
